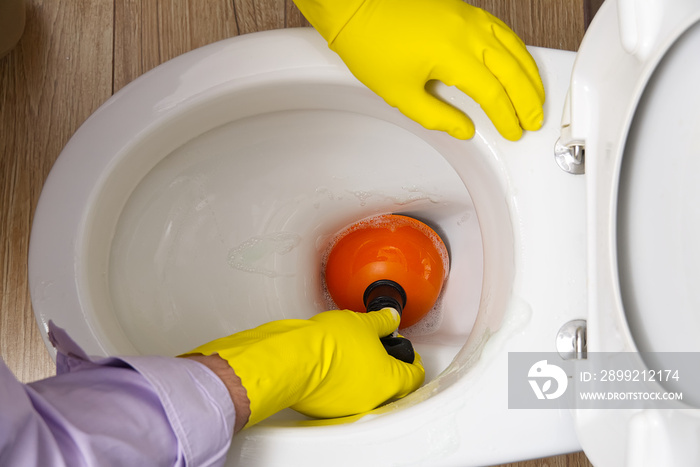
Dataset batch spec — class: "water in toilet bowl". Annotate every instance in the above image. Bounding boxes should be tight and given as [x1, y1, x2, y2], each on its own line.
[104, 107, 484, 390]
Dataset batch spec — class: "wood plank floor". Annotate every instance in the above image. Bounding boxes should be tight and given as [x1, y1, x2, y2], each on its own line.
[1, 1, 594, 466]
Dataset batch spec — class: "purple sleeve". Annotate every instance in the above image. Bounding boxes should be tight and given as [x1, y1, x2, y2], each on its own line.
[0, 323, 235, 467]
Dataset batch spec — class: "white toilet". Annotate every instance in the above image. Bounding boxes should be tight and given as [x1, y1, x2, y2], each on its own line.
[27, 0, 700, 465]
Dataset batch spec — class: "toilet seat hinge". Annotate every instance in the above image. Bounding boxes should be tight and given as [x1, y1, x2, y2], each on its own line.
[554, 139, 585, 175]
[556, 319, 587, 360]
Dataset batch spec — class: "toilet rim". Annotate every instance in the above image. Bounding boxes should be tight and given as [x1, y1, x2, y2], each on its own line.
[28, 27, 515, 391]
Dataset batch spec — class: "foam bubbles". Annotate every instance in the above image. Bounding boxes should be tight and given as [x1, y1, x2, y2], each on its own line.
[227, 232, 301, 277]
[400, 291, 446, 338]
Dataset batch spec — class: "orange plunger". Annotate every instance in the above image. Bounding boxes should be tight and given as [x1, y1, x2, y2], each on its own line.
[324, 214, 449, 330]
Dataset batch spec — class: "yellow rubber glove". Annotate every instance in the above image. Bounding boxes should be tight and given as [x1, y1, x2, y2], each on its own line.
[293, 0, 545, 141]
[182, 308, 425, 427]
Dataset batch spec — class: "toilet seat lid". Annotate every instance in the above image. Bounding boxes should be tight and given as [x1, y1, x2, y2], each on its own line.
[616, 18, 700, 357]
[569, 0, 700, 464]
[571, 0, 700, 361]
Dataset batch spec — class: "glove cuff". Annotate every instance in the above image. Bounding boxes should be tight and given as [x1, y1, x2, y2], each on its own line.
[183, 323, 318, 427]
[293, 0, 366, 43]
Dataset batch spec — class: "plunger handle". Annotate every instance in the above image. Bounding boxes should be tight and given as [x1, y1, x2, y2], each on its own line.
[378, 336, 416, 364]
[363, 280, 416, 364]
[364, 280, 407, 313]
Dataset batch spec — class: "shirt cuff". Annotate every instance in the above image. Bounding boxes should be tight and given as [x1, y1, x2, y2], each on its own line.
[48, 321, 236, 466]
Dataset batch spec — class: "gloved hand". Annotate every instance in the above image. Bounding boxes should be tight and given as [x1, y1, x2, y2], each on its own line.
[182, 308, 425, 427]
[293, 0, 545, 141]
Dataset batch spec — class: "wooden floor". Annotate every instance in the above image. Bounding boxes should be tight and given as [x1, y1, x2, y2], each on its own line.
[1, 1, 596, 466]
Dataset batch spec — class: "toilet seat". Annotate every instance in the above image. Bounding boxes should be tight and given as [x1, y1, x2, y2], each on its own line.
[563, 0, 700, 465]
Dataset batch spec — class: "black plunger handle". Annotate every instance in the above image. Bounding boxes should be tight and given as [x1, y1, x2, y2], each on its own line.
[379, 336, 416, 364]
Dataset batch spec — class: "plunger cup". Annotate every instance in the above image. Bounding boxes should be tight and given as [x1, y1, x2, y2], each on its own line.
[324, 214, 449, 329]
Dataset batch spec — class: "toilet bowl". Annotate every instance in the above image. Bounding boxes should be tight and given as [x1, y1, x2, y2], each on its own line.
[27, 1, 700, 465]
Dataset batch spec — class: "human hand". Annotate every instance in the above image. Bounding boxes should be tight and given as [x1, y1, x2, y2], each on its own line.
[294, 0, 545, 141]
[181, 308, 425, 427]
